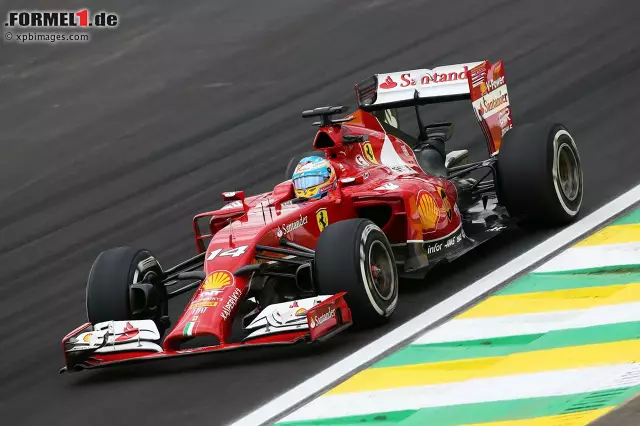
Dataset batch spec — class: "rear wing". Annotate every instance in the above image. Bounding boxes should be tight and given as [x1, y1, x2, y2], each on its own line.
[355, 60, 513, 153]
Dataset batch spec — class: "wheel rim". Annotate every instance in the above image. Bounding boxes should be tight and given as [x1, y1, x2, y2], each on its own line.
[130, 257, 164, 320]
[552, 130, 583, 216]
[556, 143, 580, 201]
[367, 240, 395, 301]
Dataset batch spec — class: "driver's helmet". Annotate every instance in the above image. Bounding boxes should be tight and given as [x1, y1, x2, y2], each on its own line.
[292, 156, 337, 200]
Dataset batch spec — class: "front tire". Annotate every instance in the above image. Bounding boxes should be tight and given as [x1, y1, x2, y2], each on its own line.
[314, 219, 398, 326]
[498, 123, 583, 224]
[86, 247, 168, 333]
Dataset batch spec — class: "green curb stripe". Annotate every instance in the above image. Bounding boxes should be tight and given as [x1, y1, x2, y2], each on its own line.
[277, 209, 640, 426]
[612, 208, 640, 225]
[532, 265, 640, 275]
[496, 272, 640, 295]
[279, 410, 413, 425]
[278, 387, 640, 425]
[399, 386, 640, 426]
[372, 322, 640, 368]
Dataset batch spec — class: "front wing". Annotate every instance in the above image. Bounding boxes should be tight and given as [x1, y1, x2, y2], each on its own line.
[60, 293, 351, 373]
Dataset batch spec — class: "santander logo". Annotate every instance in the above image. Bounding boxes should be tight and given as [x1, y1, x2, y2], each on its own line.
[310, 307, 336, 329]
[379, 76, 397, 89]
[276, 214, 309, 238]
[379, 66, 471, 91]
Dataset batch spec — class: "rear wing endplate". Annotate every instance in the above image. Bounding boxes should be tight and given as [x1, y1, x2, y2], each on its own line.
[355, 60, 513, 153]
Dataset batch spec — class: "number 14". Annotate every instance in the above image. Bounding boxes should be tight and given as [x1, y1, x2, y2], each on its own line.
[207, 246, 248, 260]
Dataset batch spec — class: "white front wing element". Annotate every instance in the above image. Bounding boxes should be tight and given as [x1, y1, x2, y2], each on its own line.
[373, 62, 483, 106]
[244, 295, 333, 340]
[66, 320, 163, 354]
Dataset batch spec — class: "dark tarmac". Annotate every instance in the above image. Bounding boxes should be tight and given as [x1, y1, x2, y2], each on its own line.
[1, 1, 639, 425]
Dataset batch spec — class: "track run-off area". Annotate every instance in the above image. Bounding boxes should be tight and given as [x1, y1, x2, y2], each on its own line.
[1, 1, 640, 425]
[238, 187, 640, 425]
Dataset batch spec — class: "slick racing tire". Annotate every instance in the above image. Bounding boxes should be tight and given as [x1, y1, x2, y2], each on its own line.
[315, 219, 398, 327]
[86, 247, 168, 333]
[285, 150, 325, 180]
[498, 123, 583, 225]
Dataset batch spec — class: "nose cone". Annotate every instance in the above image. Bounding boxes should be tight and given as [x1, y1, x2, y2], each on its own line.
[164, 270, 248, 350]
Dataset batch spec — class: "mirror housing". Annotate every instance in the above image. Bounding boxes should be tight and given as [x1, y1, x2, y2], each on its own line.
[222, 191, 245, 202]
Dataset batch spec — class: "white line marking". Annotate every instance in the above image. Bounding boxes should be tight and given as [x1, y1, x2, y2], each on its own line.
[230, 184, 640, 426]
[535, 241, 640, 273]
[415, 302, 640, 344]
[282, 363, 640, 421]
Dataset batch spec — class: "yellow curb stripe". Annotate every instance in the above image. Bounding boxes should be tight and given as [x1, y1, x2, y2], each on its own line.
[327, 340, 640, 395]
[575, 224, 640, 247]
[457, 283, 640, 319]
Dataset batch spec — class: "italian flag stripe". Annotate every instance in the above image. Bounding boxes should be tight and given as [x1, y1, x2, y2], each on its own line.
[183, 322, 195, 336]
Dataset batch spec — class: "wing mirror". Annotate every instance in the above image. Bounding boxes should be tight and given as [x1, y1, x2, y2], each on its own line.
[222, 191, 248, 211]
[222, 191, 245, 202]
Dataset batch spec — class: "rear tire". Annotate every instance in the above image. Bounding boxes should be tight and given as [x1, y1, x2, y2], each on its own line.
[86, 247, 167, 333]
[314, 219, 398, 327]
[498, 123, 583, 224]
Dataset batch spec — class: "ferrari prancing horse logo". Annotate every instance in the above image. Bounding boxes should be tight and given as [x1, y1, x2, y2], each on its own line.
[362, 142, 378, 164]
[438, 187, 453, 221]
[316, 208, 329, 232]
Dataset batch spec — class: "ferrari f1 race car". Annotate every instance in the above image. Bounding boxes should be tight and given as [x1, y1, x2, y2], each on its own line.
[61, 60, 584, 372]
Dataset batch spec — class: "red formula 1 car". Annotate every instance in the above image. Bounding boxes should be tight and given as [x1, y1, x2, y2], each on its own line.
[61, 60, 584, 372]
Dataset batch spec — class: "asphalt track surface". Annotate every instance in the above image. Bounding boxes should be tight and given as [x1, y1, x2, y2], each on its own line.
[1, 1, 640, 425]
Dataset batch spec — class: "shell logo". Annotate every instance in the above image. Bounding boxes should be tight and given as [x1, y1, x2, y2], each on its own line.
[480, 81, 488, 97]
[295, 308, 307, 316]
[203, 271, 233, 290]
[492, 62, 502, 78]
[417, 192, 439, 230]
